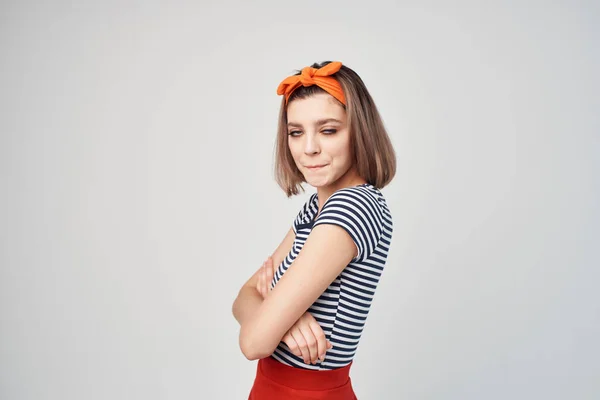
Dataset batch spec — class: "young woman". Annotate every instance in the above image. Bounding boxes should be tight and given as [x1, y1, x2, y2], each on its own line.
[232, 61, 396, 399]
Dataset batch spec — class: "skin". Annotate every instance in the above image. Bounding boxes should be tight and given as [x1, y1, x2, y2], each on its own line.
[287, 92, 366, 209]
[256, 256, 333, 364]
[232, 92, 366, 364]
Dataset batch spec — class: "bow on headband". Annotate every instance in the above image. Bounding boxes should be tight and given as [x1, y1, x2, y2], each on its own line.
[276, 61, 346, 105]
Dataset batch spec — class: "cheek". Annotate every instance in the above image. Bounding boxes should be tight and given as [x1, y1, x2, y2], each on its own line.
[287, 140, 301, 160]
[329, 139, 353, 163]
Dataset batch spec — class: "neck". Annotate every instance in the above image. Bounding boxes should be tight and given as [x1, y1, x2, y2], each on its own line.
[316, 167, 366, 212]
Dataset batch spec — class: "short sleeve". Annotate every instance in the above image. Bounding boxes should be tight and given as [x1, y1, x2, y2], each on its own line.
[312, 188, 384, 262]
[292, 209, 300, 234]
[292, 193, 318, 234]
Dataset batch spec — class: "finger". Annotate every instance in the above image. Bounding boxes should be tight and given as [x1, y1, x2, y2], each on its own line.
[282, 332, 302, 357]
[299, 312, 320, 364]
[263, 262, 270, 298]
[256, 267, 264, 296]
[309, 320, 327, 363]
[259, 263, 267, 298]
[299, 324, 318, 364]
[267, 256, 276, 273]
[290, 329, 310, 364]
[265, 258, 274, 291]
[290, 329, 309, 364]
[261, 263, 267, 297]
[257, 264, 263, 296]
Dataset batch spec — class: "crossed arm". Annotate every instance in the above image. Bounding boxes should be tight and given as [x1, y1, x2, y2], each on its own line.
[231, 223, 357, 360]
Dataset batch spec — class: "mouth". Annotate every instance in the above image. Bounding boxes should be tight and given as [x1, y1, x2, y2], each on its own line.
[306, 164, 328, 170]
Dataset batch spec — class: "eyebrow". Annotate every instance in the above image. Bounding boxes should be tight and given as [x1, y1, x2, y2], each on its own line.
[287, 118, 343, 128]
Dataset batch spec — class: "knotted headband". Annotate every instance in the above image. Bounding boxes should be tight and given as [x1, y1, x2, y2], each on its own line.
[276, 61, 346, 105]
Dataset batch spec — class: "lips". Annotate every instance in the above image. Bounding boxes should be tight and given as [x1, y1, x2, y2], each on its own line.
[306, 164, 327, 169]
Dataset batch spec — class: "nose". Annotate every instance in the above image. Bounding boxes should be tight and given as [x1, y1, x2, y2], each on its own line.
[304, 133, 320, 155]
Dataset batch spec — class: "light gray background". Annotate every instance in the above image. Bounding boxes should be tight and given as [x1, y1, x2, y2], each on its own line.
[1, 1, 598, 399]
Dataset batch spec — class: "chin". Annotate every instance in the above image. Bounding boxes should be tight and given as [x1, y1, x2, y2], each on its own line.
[304, 178, 330, 188]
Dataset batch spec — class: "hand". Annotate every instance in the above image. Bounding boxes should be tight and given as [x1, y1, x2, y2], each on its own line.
[281, 311, 333, 365]
[256, 256, 275, 300]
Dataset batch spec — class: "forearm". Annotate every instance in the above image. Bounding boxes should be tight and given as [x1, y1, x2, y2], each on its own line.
[232, 253, 284, 327]
[232, 251, 289, 359]
[232, 285, 263, 327]
[233, 285, 274, 360]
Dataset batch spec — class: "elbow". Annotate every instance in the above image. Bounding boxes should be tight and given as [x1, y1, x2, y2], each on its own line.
[239, 328, 274, 360]
[231, 298, 241, 323]
[240, 342, 264, 361]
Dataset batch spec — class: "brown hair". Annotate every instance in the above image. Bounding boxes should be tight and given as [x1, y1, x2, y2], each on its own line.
[274, 61, 396, 197]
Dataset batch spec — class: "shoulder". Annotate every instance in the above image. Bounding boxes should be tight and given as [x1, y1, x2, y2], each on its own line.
[313, 184, 388, 261]
[293, 192, 318, 234]
[322, 184, 386, 223]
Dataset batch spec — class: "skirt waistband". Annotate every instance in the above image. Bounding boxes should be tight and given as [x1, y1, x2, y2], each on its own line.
[259, 356, 352, 390]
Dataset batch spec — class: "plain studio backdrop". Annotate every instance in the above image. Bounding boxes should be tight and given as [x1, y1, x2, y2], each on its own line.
[1, 1, 598, 399]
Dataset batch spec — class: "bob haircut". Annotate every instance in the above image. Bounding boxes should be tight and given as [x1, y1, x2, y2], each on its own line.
[274, 61, 396, 197]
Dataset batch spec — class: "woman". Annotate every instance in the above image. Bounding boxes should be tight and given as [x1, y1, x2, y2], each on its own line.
[232, 60, 396, 399]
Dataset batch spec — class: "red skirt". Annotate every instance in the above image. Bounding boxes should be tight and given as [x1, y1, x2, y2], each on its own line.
[248, 356, 357, 399]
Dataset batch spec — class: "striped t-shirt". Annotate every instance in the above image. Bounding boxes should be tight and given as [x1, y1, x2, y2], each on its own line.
[269, 183, 393, 370]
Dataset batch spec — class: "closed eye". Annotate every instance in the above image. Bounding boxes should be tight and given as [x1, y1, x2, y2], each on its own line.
[288, 129, 338, 137]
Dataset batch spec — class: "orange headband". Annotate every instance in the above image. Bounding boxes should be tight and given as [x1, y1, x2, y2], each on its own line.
[276, 61, 346, 105]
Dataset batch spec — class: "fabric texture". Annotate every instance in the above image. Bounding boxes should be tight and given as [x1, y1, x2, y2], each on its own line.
[270, 183, 393, 370]
[248, 356, 357, 399]
[276, 61, 346, 105]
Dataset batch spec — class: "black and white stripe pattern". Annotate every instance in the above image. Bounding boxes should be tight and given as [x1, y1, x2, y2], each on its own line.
[270, 183, 393, 370]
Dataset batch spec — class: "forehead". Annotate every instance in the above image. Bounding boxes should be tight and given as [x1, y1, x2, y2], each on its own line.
[286, 93, 346, 123]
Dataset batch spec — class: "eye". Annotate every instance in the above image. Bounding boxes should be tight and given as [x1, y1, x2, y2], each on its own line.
[288, 130, 302, 137]
[322, 129, 337, 135]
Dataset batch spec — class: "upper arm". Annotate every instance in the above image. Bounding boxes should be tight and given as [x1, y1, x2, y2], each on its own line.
[242, 226, 296, 290]
[312, 189, 384, 262]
